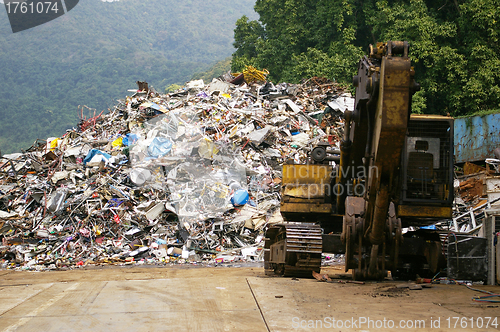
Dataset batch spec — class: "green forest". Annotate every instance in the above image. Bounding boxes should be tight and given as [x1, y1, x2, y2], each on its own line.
[232, 0, 500, 117]
[2, 0, 499, 154]
[0, 0, 256, 154]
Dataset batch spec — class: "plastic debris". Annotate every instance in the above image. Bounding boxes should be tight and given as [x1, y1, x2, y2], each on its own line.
[0, 75, 352, 271]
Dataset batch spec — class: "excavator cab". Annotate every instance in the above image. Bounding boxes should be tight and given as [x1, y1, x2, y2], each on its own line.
[398, 115, 454, 222]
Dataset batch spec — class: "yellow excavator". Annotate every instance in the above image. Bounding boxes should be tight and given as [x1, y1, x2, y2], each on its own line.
[264, 41, 454, 280]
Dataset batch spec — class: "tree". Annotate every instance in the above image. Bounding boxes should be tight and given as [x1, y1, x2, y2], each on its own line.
[456, 0, 500, 113]
[232, 0, 364, 83]
[364, 0, 467, 115]
[233, 0, 500, 116]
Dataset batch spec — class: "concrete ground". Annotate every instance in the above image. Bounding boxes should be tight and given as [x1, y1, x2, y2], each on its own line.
[0, 264, 498, 332]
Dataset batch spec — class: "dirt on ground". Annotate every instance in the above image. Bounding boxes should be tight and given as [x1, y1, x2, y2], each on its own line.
[0, 264, 499, 331]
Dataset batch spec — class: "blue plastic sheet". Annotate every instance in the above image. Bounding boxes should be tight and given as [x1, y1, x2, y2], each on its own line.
[420, 225, 437, 230]
[150, 103, 161, 110]
[83, 149, 111, 165]
[122, 133, 139, 146]
[147, 137, 172, 158]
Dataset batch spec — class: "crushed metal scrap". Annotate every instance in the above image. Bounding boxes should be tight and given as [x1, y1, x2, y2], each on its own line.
[451, 155, 500, 234]
[0, 74, 353, 271]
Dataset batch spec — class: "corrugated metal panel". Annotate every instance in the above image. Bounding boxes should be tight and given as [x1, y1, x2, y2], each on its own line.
[454, 113, 500, 163]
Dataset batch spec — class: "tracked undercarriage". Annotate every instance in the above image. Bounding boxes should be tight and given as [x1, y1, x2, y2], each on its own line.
[264, 223, 322, 277]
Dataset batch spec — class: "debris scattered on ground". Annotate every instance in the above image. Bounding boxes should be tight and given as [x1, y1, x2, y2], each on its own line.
[312, 270, 332, 282]
[0, 73, 353, 271]
[322, 254, 344, 266]
[370, 285, 410, 298]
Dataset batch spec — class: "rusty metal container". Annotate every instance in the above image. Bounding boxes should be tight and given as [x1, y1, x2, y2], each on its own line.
[454, 113, 500, 163]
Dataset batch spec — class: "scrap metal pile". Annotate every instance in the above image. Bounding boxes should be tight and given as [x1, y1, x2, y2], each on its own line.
[0, 74, 352, 271]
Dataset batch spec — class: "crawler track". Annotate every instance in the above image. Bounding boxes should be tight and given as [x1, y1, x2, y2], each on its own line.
[264, 223, 322, 277]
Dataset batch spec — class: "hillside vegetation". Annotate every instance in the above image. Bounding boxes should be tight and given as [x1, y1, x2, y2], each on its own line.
[232, 0, 500, 117]
[0, 0, 256, 154]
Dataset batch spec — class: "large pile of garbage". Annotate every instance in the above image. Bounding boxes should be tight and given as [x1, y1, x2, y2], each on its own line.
[0, 74, 352, 271]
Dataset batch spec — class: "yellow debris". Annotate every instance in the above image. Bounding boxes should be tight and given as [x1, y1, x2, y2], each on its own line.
[233, 65, 269, 83]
